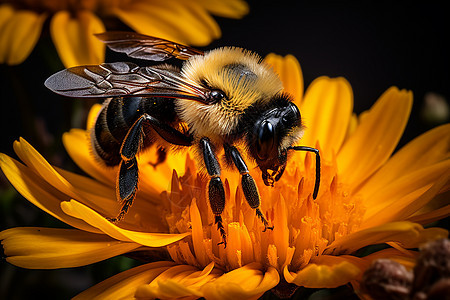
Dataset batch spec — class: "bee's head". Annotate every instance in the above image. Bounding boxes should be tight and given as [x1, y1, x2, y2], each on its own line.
[246, 94, 304, 186]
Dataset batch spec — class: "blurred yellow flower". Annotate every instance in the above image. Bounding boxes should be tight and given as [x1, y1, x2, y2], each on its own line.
[1, 54, 449, 299]
[0, 0, 248, 66]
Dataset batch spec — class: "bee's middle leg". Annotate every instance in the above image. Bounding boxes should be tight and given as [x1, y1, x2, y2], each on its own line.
[224, 144, 273, 231]
[200, 137, 227, 247]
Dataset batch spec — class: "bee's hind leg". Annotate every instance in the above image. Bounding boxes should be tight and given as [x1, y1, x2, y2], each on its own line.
[224, 144, 273, 231]
[200, 137, 227, 247]
[110, 114, 193, 222]
[108, 115, 146, 223]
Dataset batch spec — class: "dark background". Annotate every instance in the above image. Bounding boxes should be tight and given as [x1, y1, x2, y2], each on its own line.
[1, 1, 449, 299]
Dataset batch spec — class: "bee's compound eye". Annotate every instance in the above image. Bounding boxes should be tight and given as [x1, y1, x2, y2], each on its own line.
[290, 102, 301, 119]
[209, 89, 226, 103]
[256, 121, 275, 160]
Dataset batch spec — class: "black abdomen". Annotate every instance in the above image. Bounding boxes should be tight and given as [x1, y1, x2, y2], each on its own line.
[91, 97, 177, 166]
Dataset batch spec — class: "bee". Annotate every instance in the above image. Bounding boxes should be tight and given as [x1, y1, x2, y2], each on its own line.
[45, 32, 320, 246]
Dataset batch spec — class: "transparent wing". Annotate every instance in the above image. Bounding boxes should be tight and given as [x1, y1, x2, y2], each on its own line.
[44, 62, 209, 102]
[95, 32, 204, 61]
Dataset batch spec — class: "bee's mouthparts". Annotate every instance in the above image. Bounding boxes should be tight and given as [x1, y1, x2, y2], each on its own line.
[262, 165, 286, 187]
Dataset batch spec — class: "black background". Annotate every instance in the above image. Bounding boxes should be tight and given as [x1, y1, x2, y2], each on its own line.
[0, 1, 449, 299]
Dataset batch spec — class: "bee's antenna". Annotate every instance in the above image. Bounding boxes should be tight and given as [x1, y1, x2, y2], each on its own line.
[287, 146, 320, 199]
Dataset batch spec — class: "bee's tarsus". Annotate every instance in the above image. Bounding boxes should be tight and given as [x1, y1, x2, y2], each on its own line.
[255, 208, 272, 231]
[109, 193, 134, 224]
[225, 144, 274, 230]
[107, 217, 118, 223]
[215, 215, 227, 248]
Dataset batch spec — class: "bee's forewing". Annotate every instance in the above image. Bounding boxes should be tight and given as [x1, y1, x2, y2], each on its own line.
[95, 32, 204, 61]
[45, 62, 209, 102]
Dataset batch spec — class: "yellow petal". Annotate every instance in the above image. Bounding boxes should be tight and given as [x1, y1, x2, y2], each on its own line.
[54, 166, 128, 217]
[137, 149, 189, 195]
[408, 204, 450, 225]
[58, 164, 167, 233]
[0, 153, 100, 233]
[201, 263, 279, 300]
[226, 223, 244, 269]
[51, 10, 105, 67]
[0, 4, 14, 63]
[362, 247, 418, 270]
[325, 221, 448, 255]
[0, 6, 46, 64]
[195, 0, 249, 18]
[337, 87, 413, 187]
[78, 262, 219, 299]
[111, 6, 178, 42]
[272, 195, 289, 269]
[61, 200, 190, 247]
[12, 138, 121, 219]
[137, 280, 201, 299]
[86, 103, 102, 130]
[300, 76, 354, 160]
[190, 199, 210, 267]
[358, 123, 450, 198]
[73, 261, 178, 300]
[362, 163, 450, 227]
[264, 53, 304, 104]
[135, 262, 219, 298]
[112, 0, 220, 46]
[344, 113, 358, 141]
[63, 129, 115, 185]
[284, 256, 361, 288]
[13, 138, 76, 198]
[0, 4, 13, 28]
[0, 227, 140, 269]
[263, 54, 283, 82]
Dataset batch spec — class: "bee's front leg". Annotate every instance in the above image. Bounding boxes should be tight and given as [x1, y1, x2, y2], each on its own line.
[224, 144, 273, 231]
[200, 137, 227, 247]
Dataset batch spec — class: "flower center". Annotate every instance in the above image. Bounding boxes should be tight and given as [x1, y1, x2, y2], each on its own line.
[162, 152, 366, 273]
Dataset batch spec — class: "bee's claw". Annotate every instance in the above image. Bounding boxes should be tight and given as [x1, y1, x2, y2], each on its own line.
[263, 225, 274, 232]
[217, 240, 227, 248]
[107, 217, 118, 223]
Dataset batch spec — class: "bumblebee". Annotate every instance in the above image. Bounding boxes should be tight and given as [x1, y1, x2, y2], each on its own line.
[45, 32, 320, 246]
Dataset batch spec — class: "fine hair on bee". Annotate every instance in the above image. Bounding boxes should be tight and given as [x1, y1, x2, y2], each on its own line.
[45, 32, 321, 247]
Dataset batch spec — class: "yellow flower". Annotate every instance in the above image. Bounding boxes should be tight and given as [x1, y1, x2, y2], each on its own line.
[0, 0, 248, 66]
[1, 54, 449, 299]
